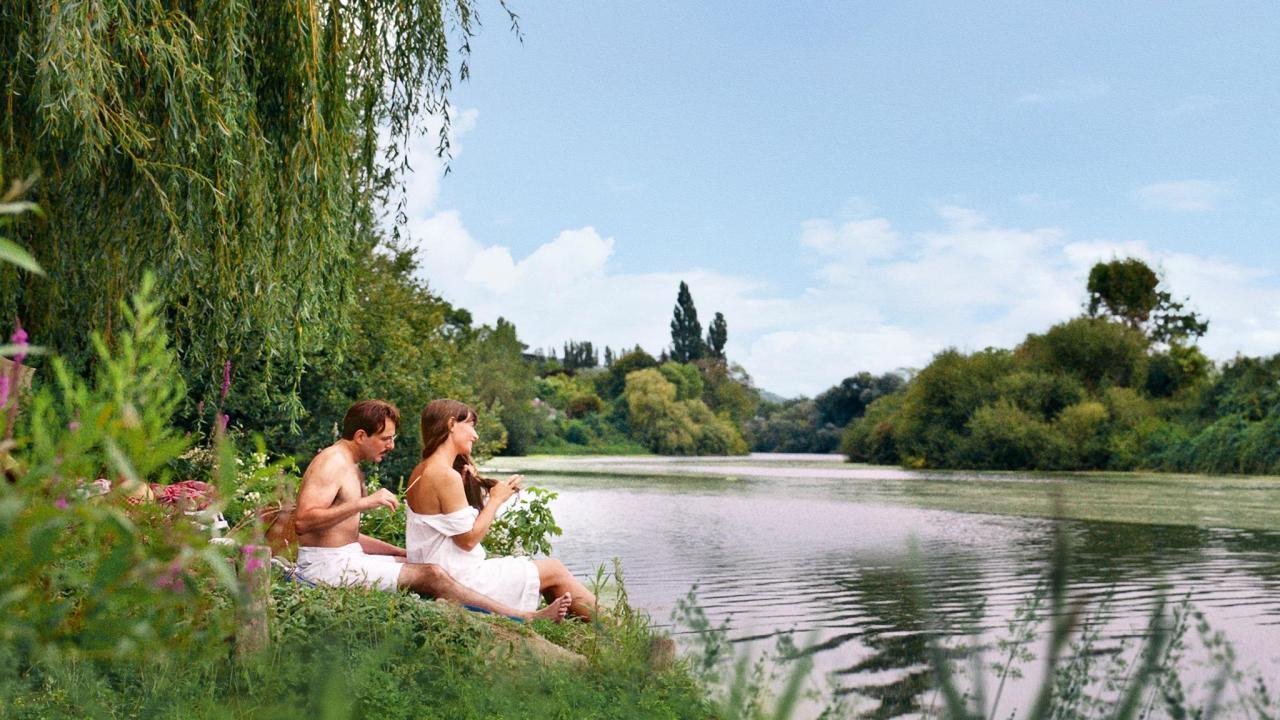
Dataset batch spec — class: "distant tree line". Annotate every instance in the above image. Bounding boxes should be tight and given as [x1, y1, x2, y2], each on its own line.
[838, 257, 1280, 475]
[529, 281, 755, 455]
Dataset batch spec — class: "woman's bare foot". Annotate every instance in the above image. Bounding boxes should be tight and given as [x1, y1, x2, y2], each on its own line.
[529, 592, 572, 623]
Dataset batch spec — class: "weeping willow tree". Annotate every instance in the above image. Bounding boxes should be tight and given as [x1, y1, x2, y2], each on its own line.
[0, 0, 511, 422]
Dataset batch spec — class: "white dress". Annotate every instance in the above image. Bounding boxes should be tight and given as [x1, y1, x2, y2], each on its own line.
[405, 505, 541, 611]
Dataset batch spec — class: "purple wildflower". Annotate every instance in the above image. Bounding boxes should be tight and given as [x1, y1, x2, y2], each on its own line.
[220, 360, 232, 400]
[54, 496, 68, 510]
[154, 559, 186, 593]
[10, 324, 27, 365]
[219, 413, 229, 432]
[241, 544, 268, 574]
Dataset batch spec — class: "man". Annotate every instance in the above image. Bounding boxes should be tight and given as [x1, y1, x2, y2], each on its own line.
[294, 399, 570, 621]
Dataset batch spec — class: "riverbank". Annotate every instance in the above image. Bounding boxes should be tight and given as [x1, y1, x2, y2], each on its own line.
[490, 453, 1280, 531]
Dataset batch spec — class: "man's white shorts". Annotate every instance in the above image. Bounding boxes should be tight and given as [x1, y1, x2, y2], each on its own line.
[295, 543, 403, 591]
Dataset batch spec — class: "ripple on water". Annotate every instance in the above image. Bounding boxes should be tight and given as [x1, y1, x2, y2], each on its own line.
[538, 470, 1280, 718]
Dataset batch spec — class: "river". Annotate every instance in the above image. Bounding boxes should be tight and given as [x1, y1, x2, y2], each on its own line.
[491, 453, 1280, 718]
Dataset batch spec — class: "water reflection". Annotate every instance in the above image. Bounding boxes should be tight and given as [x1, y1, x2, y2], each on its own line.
[519, 462, 1280, 718]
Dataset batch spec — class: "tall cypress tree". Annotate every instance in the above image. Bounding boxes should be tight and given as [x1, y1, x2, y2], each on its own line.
[707, 312, 727, 360]
[669, 281, 705, 362]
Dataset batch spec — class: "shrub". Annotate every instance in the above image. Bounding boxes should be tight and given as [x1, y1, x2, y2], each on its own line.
[964, 400, 1065, 469]
[1018, 317, 1150, 391]
[1055, 400, 1110, 469]
[565, 393, 604, 418]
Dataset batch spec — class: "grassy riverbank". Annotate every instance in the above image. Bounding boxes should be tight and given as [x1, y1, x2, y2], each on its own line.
[3, 574, 717, 720]
[495, 454, 1280, 531]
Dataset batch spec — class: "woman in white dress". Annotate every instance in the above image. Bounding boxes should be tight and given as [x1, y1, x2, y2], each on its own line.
[405, 399, 597, 619]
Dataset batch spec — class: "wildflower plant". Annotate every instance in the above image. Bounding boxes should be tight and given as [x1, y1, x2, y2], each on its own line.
[0, 275, 240, 668]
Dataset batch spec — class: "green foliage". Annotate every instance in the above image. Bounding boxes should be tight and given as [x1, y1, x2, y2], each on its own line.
[1019, 317, 1150, 392]
[1144, 343, 1210, 398]
[697, 360, 760, 427]
[814, 371, 905, 428]
[659, 362, 704, 401]
[5, 574, 717, 720]
[841, 393, 904, 465]
[279, 248, 473, 483]
[1087, 258, 1208, 343]
[465, 318, 541, 456]
[482, 486, 563, 557]
[746, 399, 842, 453]
[706, 312, 728, 360]
[565, 393, 605, 418]
[0, 178, 44, 277]
[624, 368, 746, 455]
[1, 0, 506, 423]
[892, 348, 1015, 467]
[964, 400, 1064, 469]
[597, 346, 658, 400]
[561, 339, 599, 371]
[1, 277, 239, 670]
[1087, 257, 1161, 326]
[669, 281, 706, 363]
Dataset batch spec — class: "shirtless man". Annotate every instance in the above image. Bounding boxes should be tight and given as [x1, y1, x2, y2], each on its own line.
[293, 399, 570, 621]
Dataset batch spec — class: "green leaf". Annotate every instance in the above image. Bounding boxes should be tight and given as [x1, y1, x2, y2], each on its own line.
[0, 237, 44, 275]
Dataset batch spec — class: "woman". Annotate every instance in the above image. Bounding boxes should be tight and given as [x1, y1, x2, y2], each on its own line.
[405, 399, 597, 619]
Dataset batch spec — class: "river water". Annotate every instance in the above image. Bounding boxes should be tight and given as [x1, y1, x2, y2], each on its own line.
[496, 454, 1280, 718]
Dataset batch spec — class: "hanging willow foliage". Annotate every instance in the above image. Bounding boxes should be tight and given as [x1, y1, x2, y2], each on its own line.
[0, 0, 510, 421]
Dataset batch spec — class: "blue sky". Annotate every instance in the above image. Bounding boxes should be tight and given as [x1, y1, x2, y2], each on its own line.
[399, 1, 1280, 397]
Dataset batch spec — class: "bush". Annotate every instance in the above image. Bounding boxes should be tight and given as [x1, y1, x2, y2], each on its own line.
[894, 348, 1016, 467]
[1055, 400, 1110, 469]
[841, 393, 904, 465]
[565, 393, 604, 419]
[964, 400, 1065, 469]
[1, 277, 240, 670]
[624, 369, 746, 455]
[1018, 317, 1150, 391]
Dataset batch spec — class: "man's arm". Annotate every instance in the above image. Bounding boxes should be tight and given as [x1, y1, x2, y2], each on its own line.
[293, 457, 393, 535]
[358, 533, 406, 557]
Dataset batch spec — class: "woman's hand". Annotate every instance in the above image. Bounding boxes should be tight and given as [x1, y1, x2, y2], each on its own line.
[489, 474, 523, 504]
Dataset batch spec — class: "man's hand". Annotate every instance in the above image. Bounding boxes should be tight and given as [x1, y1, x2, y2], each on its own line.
[363, 487, 399, 512]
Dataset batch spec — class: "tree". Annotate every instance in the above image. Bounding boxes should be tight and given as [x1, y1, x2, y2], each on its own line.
[706, 312, 727, 360]
[1087, 258, 1208, 343]
[561, 340, 598, 372]
[466, 318, 541, 455]
[814, 372, 905, 428]
[0, 0, 508, 423]
[669, 281, 705, 362]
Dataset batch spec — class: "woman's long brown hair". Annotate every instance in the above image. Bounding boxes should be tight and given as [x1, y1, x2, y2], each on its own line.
[419, 399, 495, 511]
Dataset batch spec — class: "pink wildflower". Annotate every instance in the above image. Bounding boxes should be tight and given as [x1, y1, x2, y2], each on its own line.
[219, 413, 229, 432]
[221, 360, 232, 400]
[154, 559, 186, 592]
[68, 420, 80, 431]
[241, 544, 268, 574]
[0, 375, 8, 408]
[10, 324, 27, 364]
[54, 496, 68, 510]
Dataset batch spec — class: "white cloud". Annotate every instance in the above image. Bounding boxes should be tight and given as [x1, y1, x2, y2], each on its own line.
[403, 191, 1280, 397]
[1132, 180, 1229, 212]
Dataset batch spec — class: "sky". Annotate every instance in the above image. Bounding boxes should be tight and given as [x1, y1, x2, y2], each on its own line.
[394, 1, 1280, 398]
